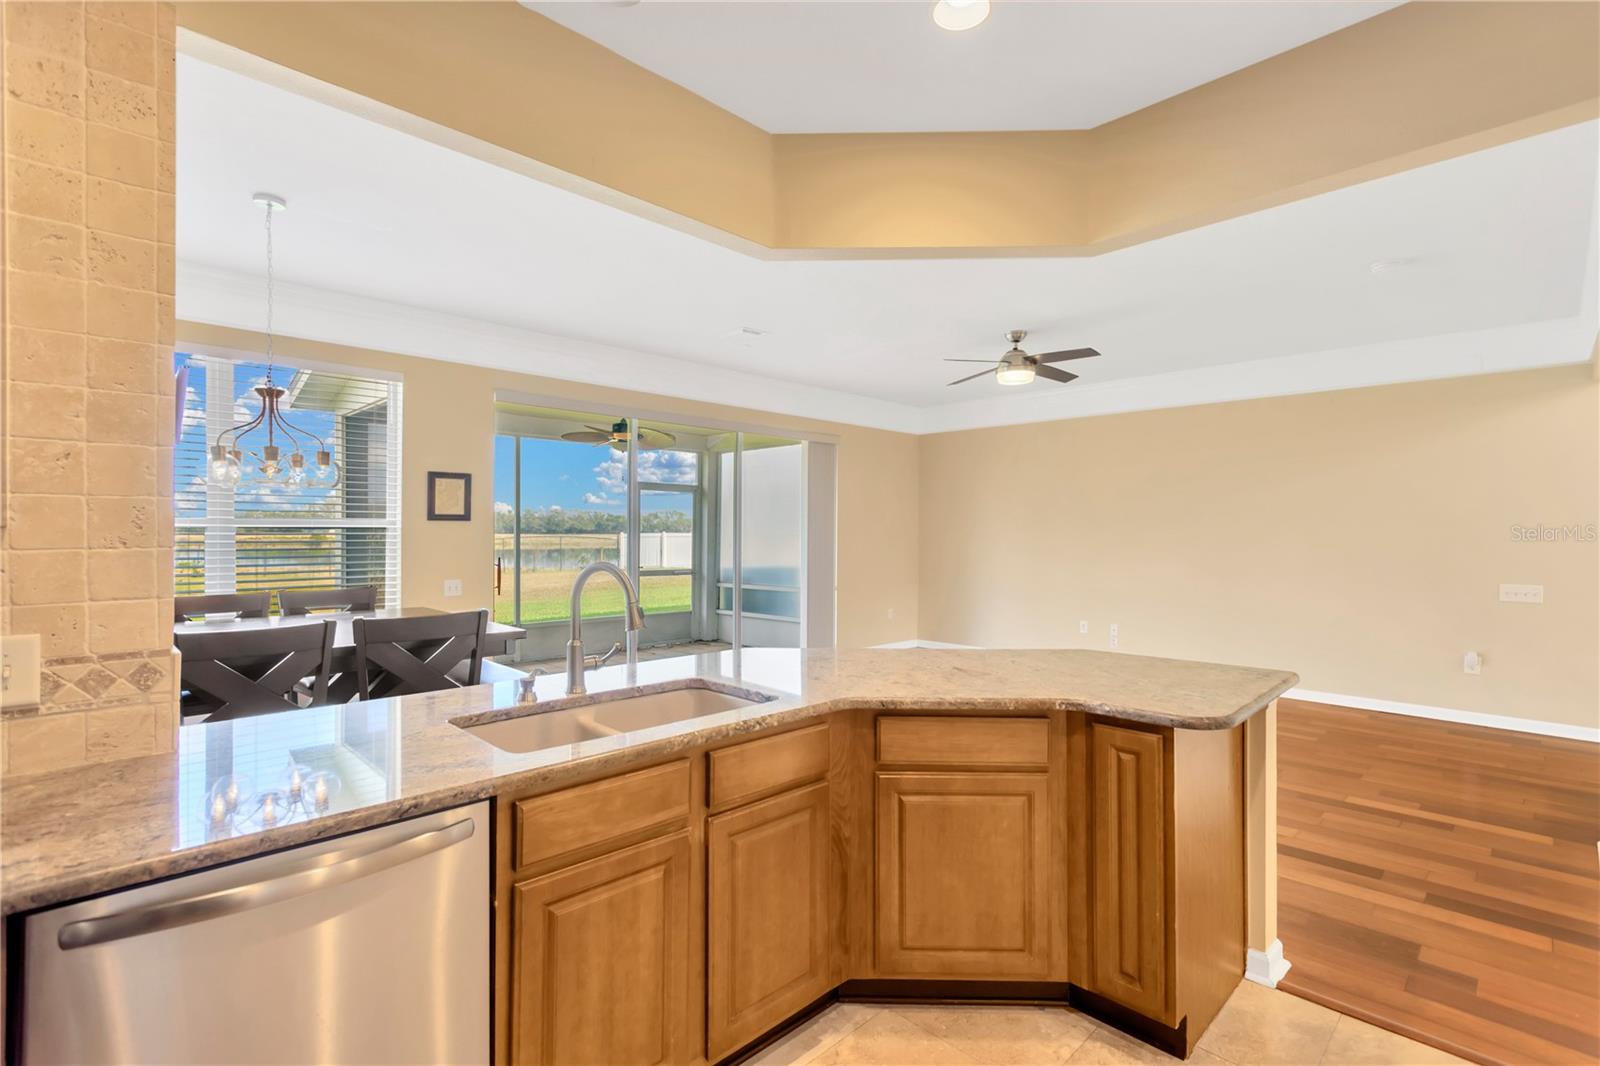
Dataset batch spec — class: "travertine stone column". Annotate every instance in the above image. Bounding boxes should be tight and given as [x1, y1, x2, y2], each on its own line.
[2, 0, 178, 774]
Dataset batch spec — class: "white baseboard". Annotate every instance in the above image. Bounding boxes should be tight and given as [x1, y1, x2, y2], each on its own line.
[1246, 939, 1292, 988]
[1286, 687, 1599, 743]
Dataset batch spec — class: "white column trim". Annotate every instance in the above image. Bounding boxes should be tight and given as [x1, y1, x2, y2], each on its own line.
[1246, 939, 1292, 988]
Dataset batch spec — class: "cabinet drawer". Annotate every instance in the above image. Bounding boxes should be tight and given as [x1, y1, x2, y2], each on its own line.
[513, 759, 690, 871]
[877, 716, 1049, 768]
[709, 723, 830, 811]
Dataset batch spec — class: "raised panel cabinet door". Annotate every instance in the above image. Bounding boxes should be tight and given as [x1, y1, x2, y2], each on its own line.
[1089, 723, 1169, 1020]
[510, 832, 692, 1066]
[875, 772, 1051, 977]
[706, 782, 833, 1061]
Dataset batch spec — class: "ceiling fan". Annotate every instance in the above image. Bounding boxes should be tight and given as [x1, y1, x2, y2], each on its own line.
[946, 330, 1101, 388]
[560, 418, 677, 451]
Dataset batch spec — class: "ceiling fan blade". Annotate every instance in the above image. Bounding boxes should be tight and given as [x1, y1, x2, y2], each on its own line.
[561, 431, 612, 443]
[1034, 365, 1079, 384]
[638, 428, 677, 447]
[1033, 347, 1101, 364]
[944, 358, 998, 363]
[946, 368, 995, 387]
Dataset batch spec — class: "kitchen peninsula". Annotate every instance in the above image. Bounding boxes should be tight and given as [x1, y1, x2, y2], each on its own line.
[2, 648, 1295, 1064]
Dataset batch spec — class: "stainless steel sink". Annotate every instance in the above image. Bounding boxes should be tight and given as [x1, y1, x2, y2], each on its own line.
[453, 681, 772, 754]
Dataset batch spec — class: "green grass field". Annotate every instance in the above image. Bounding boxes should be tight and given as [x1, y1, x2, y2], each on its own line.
[495, 568, 692, 625]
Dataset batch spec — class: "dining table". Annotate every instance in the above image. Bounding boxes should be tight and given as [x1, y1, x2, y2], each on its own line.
[174, 607, 528, 708]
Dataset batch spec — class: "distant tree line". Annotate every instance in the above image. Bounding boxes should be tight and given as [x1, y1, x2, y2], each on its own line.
[495, 508, 693, 535]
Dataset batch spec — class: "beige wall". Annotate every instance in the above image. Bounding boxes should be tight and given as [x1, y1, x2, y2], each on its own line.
[174, 325, 1597, 728]
[2, 0, 181, 775]
[918, 366, 1600, 729]
[176, 323, 921, 651]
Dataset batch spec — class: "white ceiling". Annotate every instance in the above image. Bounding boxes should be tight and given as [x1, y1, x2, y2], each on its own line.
[176, 54, 1598, 433]
[523, 1, 1400, 133]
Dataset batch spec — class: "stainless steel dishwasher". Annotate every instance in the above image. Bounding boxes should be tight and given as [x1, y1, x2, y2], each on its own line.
[17, 802, 490, 1066]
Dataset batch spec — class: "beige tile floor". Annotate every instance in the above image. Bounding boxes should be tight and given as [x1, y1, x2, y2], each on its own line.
[745, 981, 1468, 1066]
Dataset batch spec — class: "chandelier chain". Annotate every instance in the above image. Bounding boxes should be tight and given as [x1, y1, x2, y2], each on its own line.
[264, 198, 275, 382]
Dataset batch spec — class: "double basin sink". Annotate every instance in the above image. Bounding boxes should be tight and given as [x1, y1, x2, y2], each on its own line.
[452, 680, 774, 754]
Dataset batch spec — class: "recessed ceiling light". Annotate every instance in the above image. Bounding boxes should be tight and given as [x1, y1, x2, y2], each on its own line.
[932, 0, 990, 32]
[1369, 257, 1417, 275]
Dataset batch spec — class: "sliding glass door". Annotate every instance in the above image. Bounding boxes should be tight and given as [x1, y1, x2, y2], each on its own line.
[715, 435, 803, 649]
[493, 405, 822, 664]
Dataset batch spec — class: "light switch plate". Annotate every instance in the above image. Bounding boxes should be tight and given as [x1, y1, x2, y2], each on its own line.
[443, 579, 464, 598]
[2, 634, 42, 708]
[1499, 583, 1544, 604]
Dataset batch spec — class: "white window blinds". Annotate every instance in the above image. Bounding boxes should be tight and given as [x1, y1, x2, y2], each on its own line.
[174, 353, 402, 608]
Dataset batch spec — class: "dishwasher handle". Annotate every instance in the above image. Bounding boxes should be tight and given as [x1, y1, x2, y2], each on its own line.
[57, 815, 475, 950]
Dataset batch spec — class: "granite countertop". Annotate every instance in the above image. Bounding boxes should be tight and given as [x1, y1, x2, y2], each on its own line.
[0, 647, 1296, 915]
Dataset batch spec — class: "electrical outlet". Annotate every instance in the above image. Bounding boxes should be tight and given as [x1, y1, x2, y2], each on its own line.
[1109, 623, 1119, 650]
[1079, 620, 1089, 635]
[1498, 583, 1544, 604]
[443, 579, 464, 598]
[1463, 650, 1483, 675]
[887, 607, 896, 621]
[1, 634, 42, 709]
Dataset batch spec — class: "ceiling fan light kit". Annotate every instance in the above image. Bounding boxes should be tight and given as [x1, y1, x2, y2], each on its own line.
[945, 330, 1102, 389]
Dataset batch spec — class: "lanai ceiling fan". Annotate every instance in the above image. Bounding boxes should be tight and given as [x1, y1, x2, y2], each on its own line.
[946, 330, 1101, 388]
[560, 418, 677, 452]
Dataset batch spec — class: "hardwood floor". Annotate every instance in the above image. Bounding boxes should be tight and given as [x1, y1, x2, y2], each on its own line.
[1277, 698, 1600, 1066]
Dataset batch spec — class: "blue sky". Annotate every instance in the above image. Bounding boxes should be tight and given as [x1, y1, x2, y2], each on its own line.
[174, 354, 343, 518]
[494, 436, 698, 518]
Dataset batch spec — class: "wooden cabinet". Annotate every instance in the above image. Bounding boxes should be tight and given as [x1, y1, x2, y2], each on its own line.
[877, 716, 1049, 768]
[875, 771, 1051, 976]
[708, 723, 829, 812]
[1087, 722, 1169, 1020]
[493, 709, 1246, 1064]
[705, 782, 832, 1061]
[512, 760, 690, 872]
[509, 832, 692, 1066]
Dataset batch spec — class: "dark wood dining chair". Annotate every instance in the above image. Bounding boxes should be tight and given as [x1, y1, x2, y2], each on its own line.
[279, 585, 378, 615]
[176, 619, 337, 722]
[352, 609, 488, 701]
[173, 592, 271, 624]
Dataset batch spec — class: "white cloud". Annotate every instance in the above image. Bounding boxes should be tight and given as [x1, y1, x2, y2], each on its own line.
[494, 500, 512, 515]
[582, 493, 612, 506]
[594, 455, 626, 496]
[592, 449, 697, 498]
[639, 449, 697, 485]
[182, 386, 206, 433]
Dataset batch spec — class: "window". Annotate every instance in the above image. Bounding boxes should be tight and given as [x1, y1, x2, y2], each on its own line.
[493, 403, 833, 662]
[174, 353, 402, 609]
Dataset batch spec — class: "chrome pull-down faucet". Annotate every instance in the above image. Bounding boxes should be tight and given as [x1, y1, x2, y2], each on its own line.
[564, 561, 646, 696]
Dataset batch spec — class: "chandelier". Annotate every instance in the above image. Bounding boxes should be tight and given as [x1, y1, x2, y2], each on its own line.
[207, 193, 339, 488]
